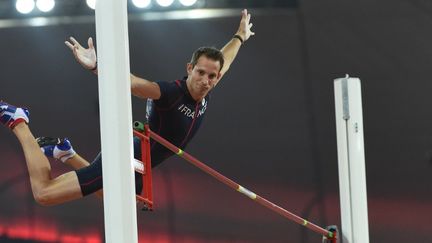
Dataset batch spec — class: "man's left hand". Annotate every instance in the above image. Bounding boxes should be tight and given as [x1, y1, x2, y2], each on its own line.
[236, 9, 255, 42]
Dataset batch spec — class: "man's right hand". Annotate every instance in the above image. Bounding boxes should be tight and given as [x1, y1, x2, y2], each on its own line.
[65, 37, 97, 71]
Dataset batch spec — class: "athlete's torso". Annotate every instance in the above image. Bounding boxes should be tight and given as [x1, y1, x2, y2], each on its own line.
[146, 78, 210, 166]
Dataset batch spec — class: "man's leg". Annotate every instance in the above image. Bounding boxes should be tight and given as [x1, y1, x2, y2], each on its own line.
[37, 137, 104, 197]
[39, 136, 145, 195]
[1, 101, 83, 206]
[12, 123, 83, 205]
[65, 154, 90, 169]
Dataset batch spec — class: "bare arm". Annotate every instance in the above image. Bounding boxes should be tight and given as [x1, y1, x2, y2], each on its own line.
[65, 37, 161, 100]
[218, 9, 255, 81]
[130, 74, 161, 100]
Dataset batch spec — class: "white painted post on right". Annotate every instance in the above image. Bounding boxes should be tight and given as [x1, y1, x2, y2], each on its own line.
[334, 75, 370, 243]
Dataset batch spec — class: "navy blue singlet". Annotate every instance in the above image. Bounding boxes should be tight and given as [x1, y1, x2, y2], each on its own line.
[147, 78, 210, 167]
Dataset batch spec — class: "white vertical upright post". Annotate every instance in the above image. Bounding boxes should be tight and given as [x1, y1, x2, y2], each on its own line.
[95, 0, 138, 242]
[334, 75, 370, 243]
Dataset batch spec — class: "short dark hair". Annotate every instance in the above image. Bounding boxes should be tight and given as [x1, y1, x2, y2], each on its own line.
[190, 47, 224, 71]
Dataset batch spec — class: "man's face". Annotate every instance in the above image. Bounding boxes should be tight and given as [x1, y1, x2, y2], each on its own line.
[186, 56, 221, 99]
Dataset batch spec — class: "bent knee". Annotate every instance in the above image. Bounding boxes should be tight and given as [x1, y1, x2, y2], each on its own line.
[33, 188, 57, 206]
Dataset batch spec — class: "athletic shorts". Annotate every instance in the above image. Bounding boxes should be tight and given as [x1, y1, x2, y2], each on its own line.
[75, 137, 144, 196]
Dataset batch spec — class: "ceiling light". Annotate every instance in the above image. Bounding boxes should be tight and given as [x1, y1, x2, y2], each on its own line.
[179, 0, 197, 7]
[36, 0, 55, 12]
[156, 0, 174, 7]
[16, 0, 35, 14]
[86, 0, 96, 10]
[132, 0, 151, 8]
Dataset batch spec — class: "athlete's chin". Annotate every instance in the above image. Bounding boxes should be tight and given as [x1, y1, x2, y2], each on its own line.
[203, 89, 212, 95]
[199, 87, 210, 94]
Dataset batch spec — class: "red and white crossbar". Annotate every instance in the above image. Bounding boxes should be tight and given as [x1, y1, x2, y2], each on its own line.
[148, 130, 335, 240]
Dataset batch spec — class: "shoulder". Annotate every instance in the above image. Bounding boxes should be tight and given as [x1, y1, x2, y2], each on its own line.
[153, 79, 185, 108]
[156, 80, 183, 98]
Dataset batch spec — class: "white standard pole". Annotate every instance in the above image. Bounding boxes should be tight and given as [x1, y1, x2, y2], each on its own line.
[95, 0, 138, 242]
[334, 75, 370, 243]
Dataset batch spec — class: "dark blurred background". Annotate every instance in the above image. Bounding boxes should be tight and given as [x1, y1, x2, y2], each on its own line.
[1, 0, 432, 242]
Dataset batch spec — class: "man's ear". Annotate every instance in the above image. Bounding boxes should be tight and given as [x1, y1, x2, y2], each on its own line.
[217, 72, 222, 80]
[186, 63, 193, 75]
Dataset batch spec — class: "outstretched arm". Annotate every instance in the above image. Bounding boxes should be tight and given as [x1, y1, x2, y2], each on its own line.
[65, 37, 161, 100]
[130, 74, 161, 100]
[218, 9, 255, 82]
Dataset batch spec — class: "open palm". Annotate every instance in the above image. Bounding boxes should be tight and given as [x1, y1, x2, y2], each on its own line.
[236, 9, 255, 42]
[65, 37, 97, 70]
